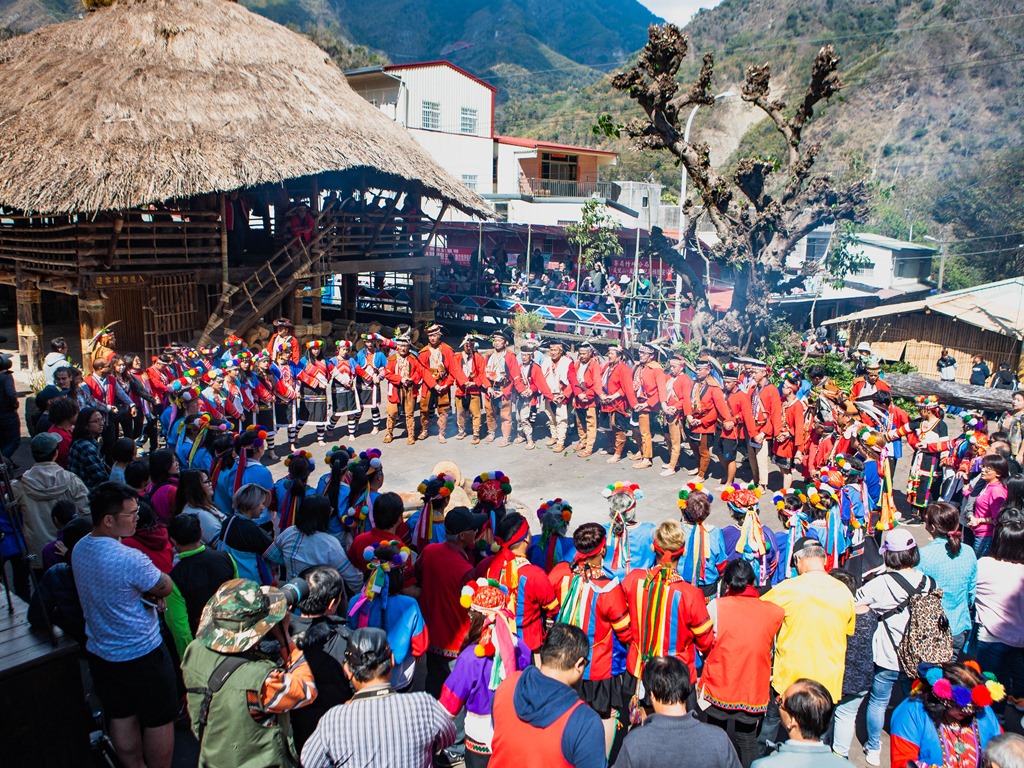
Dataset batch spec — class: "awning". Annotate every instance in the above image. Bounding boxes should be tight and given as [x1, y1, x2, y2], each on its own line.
[709, 288, 733, 312]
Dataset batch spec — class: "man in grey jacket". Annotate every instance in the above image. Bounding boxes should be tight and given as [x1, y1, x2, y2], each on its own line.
[13, 431, 90, 571]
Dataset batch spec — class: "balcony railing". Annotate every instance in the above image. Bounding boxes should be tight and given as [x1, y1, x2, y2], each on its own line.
[522, 177, 614, 199]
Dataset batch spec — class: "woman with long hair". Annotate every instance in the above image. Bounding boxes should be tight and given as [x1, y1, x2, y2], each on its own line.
[974, 507, 1024, 705]
[889, 661, 1003, 768]
[173, 469, 224, 547]
[969, 454, 1011, 557]
[317, 445, 355, 537]
[147, 448, 180, 525]
[438, 579, 531, 767]
[67, 407, 109, 490]
[214, 428, 273, 524]
[347, 541, 428, 692]
[264, 495, 361, 592]
[110, 355, 140, 442]
[339, 449, 383, 548]
[601, 481, 655, 580]
[919, 501, 977, 654]
[127, 353, 159, 451]
[274, 451, 315, 531]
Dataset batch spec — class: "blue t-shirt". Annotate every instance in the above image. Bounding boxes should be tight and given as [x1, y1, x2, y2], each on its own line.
[72, 534, 163, 661]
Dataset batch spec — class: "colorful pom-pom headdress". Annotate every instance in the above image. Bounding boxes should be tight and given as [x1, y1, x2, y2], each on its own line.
[915, 394, 940, 410]
[459, 578, 517, 690]
[913, 662, 1005, 710]
[604, 482, 642, 573]
[677, 482, 706, 511]
[473, 471, 512, 508]
[537, 499, 573, 571]
[413, 473, 457, 549]
[325, 444, 356, 466]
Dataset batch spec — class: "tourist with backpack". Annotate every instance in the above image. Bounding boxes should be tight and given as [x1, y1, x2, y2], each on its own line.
[854, 528, 952, 767]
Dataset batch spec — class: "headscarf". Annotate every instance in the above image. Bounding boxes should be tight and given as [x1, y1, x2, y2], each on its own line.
[722, 483, 769, 585]
[459, 579, 517, 690]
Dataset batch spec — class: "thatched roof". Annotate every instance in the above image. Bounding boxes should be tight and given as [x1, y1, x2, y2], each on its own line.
[0, 0, 492, 217]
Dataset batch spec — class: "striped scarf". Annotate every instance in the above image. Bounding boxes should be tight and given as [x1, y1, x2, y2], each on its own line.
[735, 508, 769, 585]
[279, 478, 302, 531]
[556, 568, 596, 629]
[639, 564, 678, 662]
[685, 523, 713, 586]
[187, 427, 208, 468]
[785, 512, 810, 580]
[539, 527, 561, 572]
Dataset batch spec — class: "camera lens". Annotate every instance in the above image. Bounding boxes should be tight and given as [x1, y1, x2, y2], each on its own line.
[279, 576, 309, 607]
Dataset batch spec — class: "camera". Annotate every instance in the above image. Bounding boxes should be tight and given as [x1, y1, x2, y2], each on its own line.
[279, 576, 310, 608]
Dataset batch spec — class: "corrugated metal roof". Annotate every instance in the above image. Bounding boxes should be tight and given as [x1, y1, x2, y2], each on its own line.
[824, 278, 1024, 340]
[849, 233, 938, 252]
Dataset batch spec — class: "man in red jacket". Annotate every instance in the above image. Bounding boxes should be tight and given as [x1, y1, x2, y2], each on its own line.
[453, 334, 488, 443]
[571, 341, 603, 458]
[683, 357, 734, 482]
[484, 329, 519, 446]
[418, 323, 457, 443]
[599, 345, 639, 463]
[512, 335, 552, 450]
[382, 333, 436, 445]
[661, 352, 693, 477]
[747, 360, 783, 490]
[631, 344, 668, 470]
[719, 363, 757, 488]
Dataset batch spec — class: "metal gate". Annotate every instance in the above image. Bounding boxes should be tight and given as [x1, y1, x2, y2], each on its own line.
[143, 274, 198, 358]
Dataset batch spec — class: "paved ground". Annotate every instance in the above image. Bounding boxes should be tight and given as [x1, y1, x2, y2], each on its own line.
[4, 337, 933, 766]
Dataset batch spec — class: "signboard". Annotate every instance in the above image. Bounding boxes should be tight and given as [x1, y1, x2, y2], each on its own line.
[428, 246, 475, 267]
[87, 273, 148, 288]
[607, 257, 672, 281]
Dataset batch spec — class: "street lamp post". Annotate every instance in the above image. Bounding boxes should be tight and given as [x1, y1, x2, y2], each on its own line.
[674, 91, 734, 329]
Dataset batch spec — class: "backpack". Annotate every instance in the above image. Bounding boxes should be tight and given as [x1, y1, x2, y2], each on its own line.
[878, 571, 953, 676]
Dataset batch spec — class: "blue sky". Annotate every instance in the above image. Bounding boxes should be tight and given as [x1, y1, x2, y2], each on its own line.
[640, 0, 723, 27]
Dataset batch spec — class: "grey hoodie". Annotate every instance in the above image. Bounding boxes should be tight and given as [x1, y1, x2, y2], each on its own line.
[12, 462, 90, 565]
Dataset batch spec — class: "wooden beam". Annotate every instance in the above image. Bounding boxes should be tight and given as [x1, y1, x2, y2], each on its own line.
[15, 273, 42, 372]
[325, 255, 441, 274]
[886, 373, 1014, 411]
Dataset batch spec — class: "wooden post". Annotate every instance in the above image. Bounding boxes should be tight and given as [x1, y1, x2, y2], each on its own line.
[78, 290, 105, 373]
[219, 193, 230, 295]
[16, 279, 42, 372]
[342, 273, 358, 322]
[411, 270, 433, 325]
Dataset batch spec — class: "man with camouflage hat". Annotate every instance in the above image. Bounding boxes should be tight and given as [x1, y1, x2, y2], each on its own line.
[181, 578, 318, 767]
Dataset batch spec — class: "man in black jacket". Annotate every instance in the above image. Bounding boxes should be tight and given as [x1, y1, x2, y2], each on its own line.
[289, 566, 353, 753]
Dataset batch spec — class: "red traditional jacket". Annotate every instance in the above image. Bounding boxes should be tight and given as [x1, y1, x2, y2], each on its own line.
[146, 365, 171, 405]
[252, 372, 276, 409]
[199, 388, 225, 419]
[661, 372, 693, 422]
[327, 357, 364, 391]
[773, 398, 806, 460]
[418, 343, 457, 396]
[633, 362, 667, 410]
[221, 380, 244, 420]
[571, 357, 603, 408]
[749, 383, 783, 441]
[684, 377, 733, 434]
[512, 358, 553, 407]
[86, 374, 116, 408]
[454, 351, 488, 397]
[600, 361, 639, 415]
[296, 357, 329, 391]
[484, 350, 520, 399]
[384, 352, 437, 403]
[721, 388, 757, 441]
[267, 333, 300, 364]
[850, 376, 891, 401]
[274, 366, 299, 402]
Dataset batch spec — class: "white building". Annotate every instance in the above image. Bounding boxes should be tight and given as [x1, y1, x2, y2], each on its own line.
[345, 60, 665, 230]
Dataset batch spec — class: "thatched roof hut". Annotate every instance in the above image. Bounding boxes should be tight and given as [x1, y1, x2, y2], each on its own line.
[0, 0, 490, 218]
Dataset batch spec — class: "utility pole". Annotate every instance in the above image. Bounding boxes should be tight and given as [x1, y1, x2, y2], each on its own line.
[924, 229, 948, 292]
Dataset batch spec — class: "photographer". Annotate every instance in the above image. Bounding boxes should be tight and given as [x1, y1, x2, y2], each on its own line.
[289, 566, 354, 754]
[181, 578, 318, 768]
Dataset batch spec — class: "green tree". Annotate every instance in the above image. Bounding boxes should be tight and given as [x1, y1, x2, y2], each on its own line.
[606, 25, 869, 352]
[565, 198, 624, 272]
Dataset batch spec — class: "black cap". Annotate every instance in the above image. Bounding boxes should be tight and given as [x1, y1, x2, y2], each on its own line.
[444, 506, 488, 535]
[789, 536, 822, 570]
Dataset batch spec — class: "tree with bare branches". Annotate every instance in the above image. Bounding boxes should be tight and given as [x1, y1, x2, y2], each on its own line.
[608, 24, 870, 352]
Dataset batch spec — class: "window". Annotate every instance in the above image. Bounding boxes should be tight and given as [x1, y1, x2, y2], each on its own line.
[460, 107, 478, 135]
[461, 174, 478, 191]
[421, 101, 441, 130]
[855, 264, 875, 277]
[540, 152, 578, 181]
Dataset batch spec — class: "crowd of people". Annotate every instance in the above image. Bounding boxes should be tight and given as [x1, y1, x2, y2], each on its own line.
[4, 320, 1024, 768]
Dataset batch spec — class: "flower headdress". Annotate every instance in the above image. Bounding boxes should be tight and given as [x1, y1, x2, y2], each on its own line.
[361, 448, 383, 477]
[325, 444, 356, 466]
[834, 453, 863, 478]
[473, 471, 513, 546]
[912, 661, 1005, 709]
[720, 482, 761, 510]
[279, 450, 315, 530]
[677, 482, 705, 511]
[961, 411, 986, 433]
[199, 346, 219, 358]
[305, 340, 324, 350]
[342, 449, 383, 534]
[722, 483, 769, 582]
[413, 473, 456, 549]
[284, 449, 315, 472]
[604, 482, 642, 572]
[224, 335, 244, 348]
[777, 368, 802, 386]
[915, 394, 940, 409]
[459, 578, 517, 690]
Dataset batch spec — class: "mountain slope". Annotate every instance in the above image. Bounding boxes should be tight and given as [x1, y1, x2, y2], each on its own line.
[498, 0, 1024, 243]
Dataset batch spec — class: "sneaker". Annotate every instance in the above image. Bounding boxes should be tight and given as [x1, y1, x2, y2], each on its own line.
[865, 748, 881, 766]
[659, 467, 677, 477]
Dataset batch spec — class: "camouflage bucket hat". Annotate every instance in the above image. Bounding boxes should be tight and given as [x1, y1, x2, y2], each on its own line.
[196, 578, 288, 654]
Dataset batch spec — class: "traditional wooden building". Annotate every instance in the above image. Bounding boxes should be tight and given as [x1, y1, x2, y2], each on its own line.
[824, 277, 1024, 382]
[0, 0, 489, 369]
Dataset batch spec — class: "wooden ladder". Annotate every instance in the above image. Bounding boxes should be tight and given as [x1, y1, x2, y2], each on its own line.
[196, 211, 340, 347]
